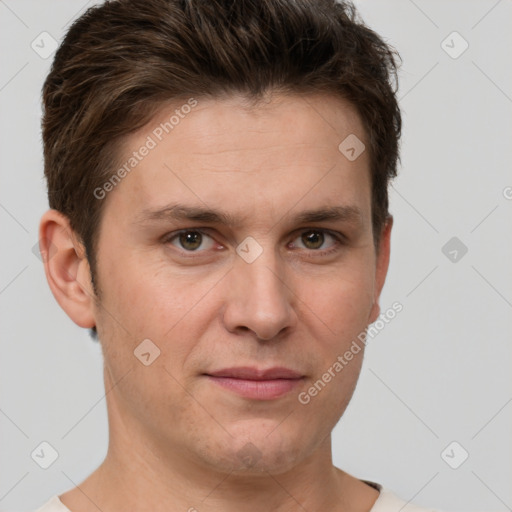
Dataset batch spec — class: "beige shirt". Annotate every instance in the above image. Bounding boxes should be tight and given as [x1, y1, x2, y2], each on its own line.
[33, 482, 442, 512]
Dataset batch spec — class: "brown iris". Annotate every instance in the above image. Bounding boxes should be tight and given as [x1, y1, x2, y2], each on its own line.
[179, 231, 203, 250]
[301, 231, 324, 249]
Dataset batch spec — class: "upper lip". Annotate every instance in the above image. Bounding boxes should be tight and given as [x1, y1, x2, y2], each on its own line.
[206, 367, 303, 380]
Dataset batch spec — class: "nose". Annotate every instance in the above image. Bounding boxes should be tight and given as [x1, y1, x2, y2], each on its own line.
[221, 249, 296, 341]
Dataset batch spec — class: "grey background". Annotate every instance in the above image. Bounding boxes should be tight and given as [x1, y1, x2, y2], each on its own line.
[1, 1, 511, 511]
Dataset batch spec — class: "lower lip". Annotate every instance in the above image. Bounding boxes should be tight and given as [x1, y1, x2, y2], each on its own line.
[206, 376, 303, 400]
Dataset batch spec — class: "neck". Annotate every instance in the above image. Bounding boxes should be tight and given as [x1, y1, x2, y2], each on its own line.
[59, 374, 379, 512]
[74, 432, 345, 512]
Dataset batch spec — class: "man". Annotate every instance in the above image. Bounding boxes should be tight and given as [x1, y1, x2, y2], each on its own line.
[35, 0, 440, 510]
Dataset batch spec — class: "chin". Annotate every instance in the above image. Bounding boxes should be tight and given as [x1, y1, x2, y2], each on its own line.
[198, 426, 311, 476]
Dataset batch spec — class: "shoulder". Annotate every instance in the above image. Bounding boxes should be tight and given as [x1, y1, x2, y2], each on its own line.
[366, 482, 443, 512]
[30, 495, 72, 512]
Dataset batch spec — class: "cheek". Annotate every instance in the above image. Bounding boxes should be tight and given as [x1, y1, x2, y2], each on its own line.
[297, 343, 364, 443]
[98, 251, 217, 339]
[296, 263, 375, 339]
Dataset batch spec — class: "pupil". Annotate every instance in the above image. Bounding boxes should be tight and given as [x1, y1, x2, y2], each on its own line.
[303, 231, 324, 249]
[180, 231, 202, 250]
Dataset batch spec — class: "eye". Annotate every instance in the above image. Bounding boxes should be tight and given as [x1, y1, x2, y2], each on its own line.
[167, 230, 216, 251]
[291, 229, 341, 252]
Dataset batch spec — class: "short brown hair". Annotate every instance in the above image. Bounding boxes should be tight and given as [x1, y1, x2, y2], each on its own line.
[42, 0, 401, 286]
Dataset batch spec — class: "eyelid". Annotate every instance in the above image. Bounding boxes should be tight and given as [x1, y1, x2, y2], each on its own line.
[162, 227, 346, 256]
[289, 228, 345, 250]
[162, 228, 219, 250]
[297, 227, 346, 241]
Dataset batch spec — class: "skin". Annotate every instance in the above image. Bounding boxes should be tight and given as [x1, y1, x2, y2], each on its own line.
[40, 92, 392, 512]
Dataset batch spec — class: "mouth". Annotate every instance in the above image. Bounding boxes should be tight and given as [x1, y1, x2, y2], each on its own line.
[203, 366, 305, 400]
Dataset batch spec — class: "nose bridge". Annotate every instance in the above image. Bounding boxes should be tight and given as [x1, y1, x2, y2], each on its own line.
[245, 251, 286, 304]
[224, 240, 294, 339]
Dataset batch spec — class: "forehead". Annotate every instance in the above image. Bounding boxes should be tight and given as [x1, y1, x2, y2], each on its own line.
[148, 92, 366, 160]
[106, 93, 371, 226]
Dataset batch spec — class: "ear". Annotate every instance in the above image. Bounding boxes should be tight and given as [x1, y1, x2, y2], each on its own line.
[38, 209, 97, 329]
[368, 215, 393, 324]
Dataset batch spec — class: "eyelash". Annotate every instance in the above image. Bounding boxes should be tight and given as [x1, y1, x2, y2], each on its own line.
[162, 228, 346, 259]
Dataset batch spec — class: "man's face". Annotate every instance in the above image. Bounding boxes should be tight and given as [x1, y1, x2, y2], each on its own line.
[91, 93, 390, 474]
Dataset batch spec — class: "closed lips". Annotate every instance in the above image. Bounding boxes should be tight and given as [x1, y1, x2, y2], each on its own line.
[205, 367, 304, 380]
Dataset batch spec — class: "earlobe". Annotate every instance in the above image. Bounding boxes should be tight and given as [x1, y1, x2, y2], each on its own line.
[368, 215, 393, 325]
[39, 209, 97, 329]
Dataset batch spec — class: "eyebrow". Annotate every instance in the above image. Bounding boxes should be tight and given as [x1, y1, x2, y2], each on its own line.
[136, 203, 364, 228]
